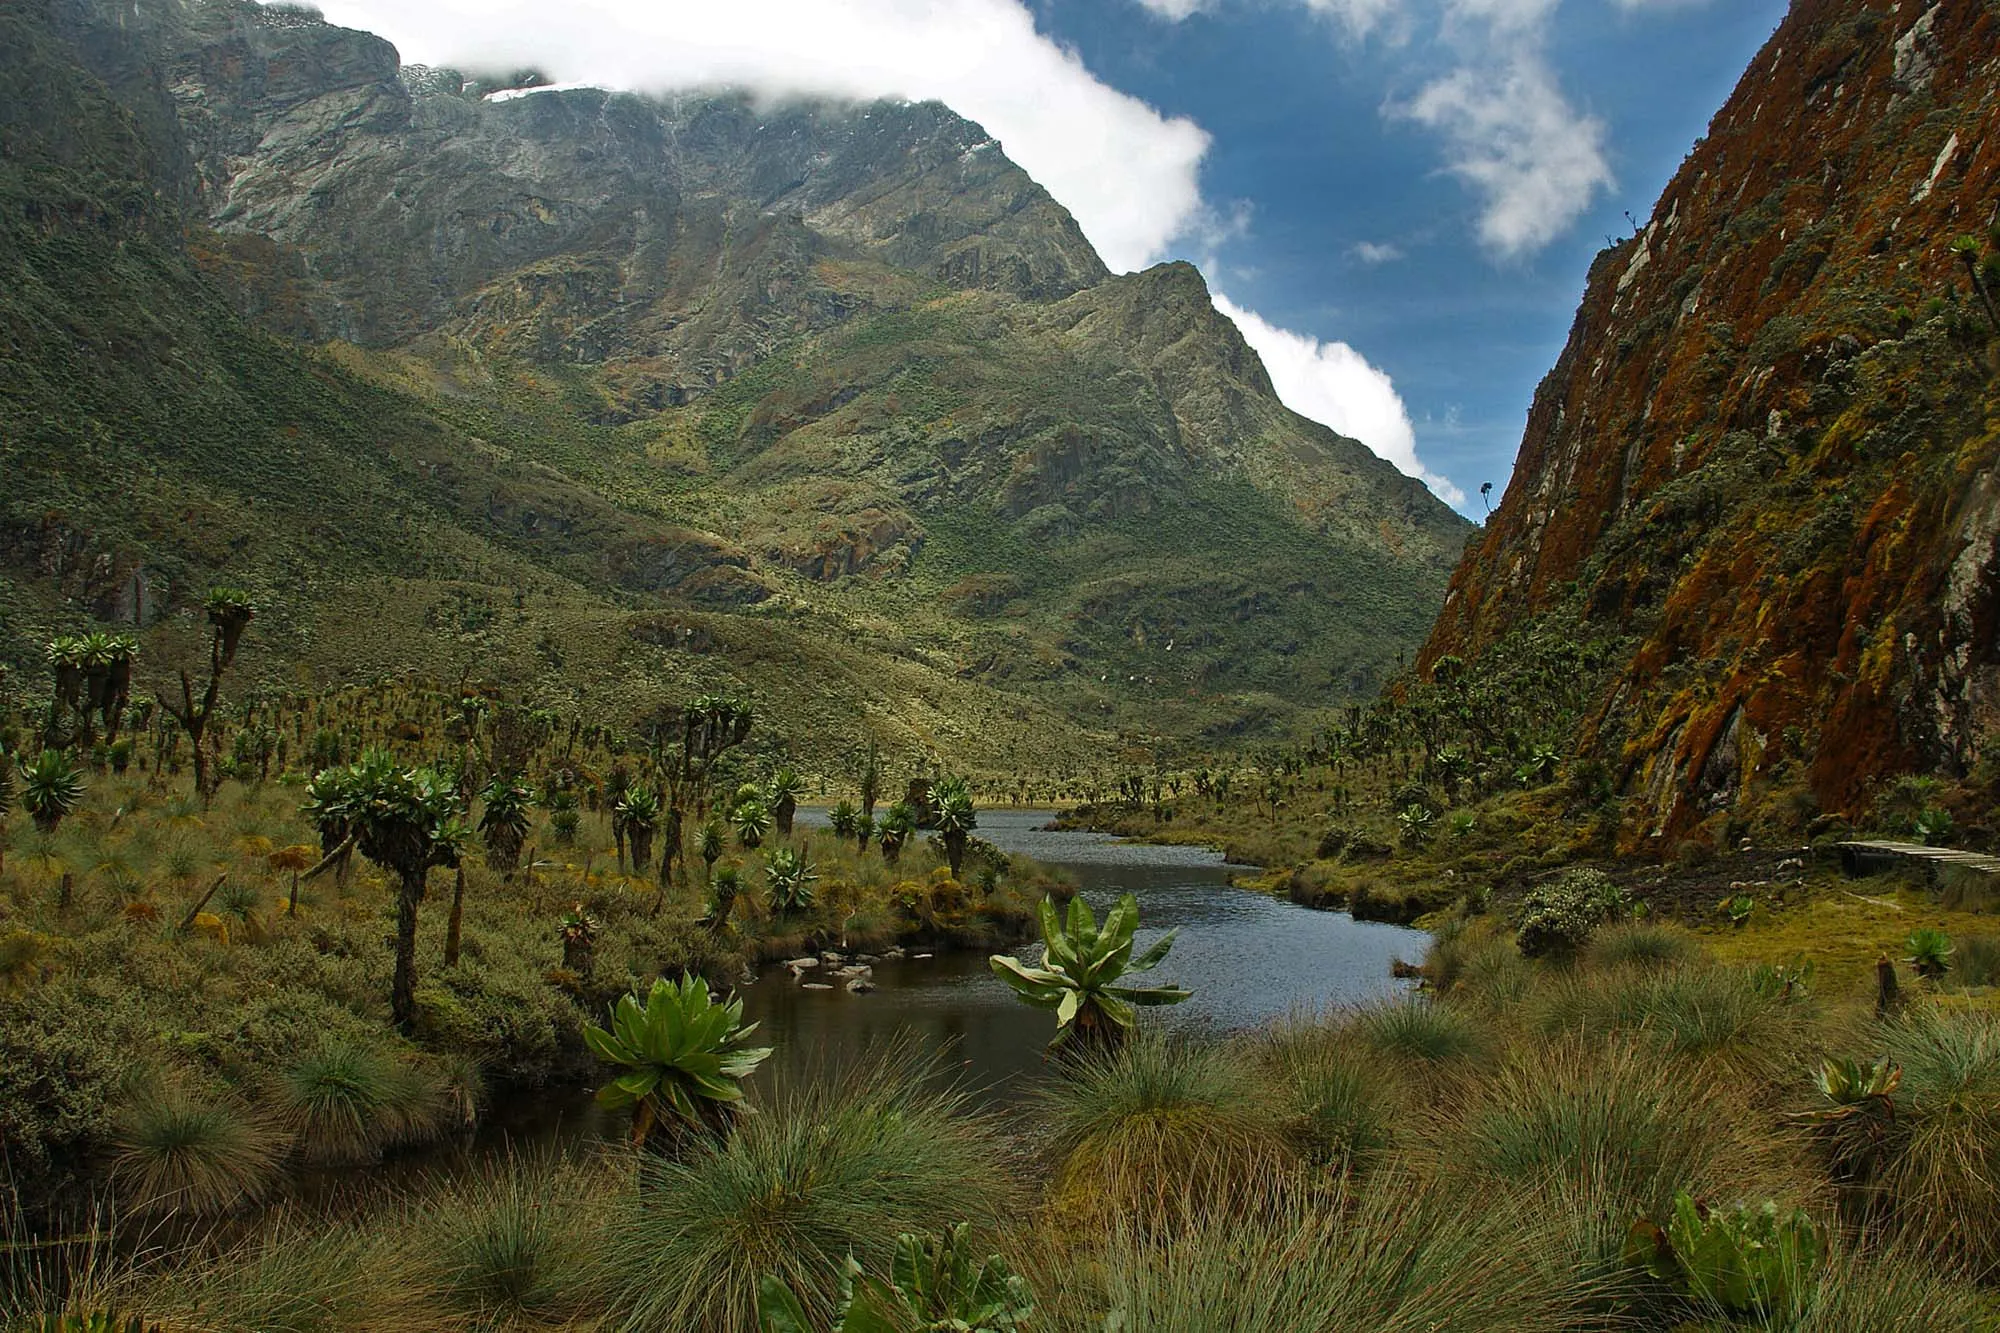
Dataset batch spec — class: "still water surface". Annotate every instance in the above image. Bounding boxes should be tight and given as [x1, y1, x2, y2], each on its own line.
[484, 811, 1429, 1150]
[736, 809, 1429, 1097]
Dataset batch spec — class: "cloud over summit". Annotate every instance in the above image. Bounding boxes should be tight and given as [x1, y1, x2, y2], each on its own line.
[305, 0, 1208, 275]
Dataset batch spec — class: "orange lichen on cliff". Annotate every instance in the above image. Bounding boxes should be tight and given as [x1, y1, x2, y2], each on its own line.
[1423, 0, 2000, 843]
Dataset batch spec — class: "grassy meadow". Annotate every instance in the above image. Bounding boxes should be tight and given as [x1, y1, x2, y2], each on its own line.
[5, 637, 2000, 1330]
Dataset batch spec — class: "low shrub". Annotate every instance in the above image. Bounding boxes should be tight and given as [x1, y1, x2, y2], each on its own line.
[1515, 868, 1625, 958]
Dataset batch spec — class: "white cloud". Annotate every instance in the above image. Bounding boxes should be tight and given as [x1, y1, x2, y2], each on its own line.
[1213, 294, 1465, 507]
[1135, 0, 1613, 260]
[1403, 51, 1611, 257]
[298, 0, 1209, 273]
[1134, 0, 1208, 19]
[1351, 240, 1405, 263]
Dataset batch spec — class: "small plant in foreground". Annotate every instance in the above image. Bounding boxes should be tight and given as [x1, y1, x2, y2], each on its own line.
[1721, 894, 1754, 928]
[1625, 1191, 1824, 1318]
[583, 974, 772, 1150]
[758, 1224, 1034, 1332]
[1905, 928, 1952, 980]
[990, 894, 1191, 1050]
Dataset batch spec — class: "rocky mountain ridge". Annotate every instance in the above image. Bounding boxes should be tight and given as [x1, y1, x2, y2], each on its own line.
[0, 0, 1467, 765]
[1421, 0, 2000, 844]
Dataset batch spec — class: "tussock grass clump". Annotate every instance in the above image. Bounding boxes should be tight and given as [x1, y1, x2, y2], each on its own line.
[1263, 1019, 1396, 1169]
[273, 1035, 449, 1164]
[1953, 933, 2000, 987]
[1586, 921, 1703, 971]
[1036, 1035, 1295, 1227]
[1768, 1239, 1999, 1331]
[417, 1150, 600, 1325]
[1353, 998, 1485, 1066]
[108, 1080, 280, 1216]
[1875, 1008, 2000, 1276]
[147, 1215, 426, 1333]
[1446, 1038, 1794, 1236]
[1530, 963, 1805, 1080]
[594, 1043, 1012, 1332]
[1424, 918, 1530, 1005]
[1029, 1171, 1595, 1333]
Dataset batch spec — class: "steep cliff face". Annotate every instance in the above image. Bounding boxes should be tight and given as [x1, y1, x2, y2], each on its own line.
[1422, 0, 2000, 843]
[1, 0, 1468, 759]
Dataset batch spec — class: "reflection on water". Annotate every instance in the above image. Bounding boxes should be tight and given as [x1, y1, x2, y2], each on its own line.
[477, 810, 1428, 1145]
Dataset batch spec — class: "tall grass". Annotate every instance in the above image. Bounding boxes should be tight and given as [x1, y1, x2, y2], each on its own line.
[1352, 998, 1486, 1065]
[107, 1080, 280, 1216]
[146, 1215, 426, 1333]
[592, 1042, 1013, 1332]
[273, 1035, 449, 1164]
[1261, 1018, 1396, 1170]
[1034, 1035, 1294, 1226]
[416, 1149, 601, 1325]
[1529, 963, 1806, 1081]
[1444, 1037, 1799, 1244]
[1586, 921, 1702, 971]
[1028, 1170, 1598, 1332]
[1876, 1008, 2000, 1276]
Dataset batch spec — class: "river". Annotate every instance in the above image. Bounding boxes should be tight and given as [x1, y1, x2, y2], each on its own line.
[478, 809, 1426, 1146]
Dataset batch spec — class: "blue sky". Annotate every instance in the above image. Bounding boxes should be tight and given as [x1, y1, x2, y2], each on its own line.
[305, 0, 1790, 515]
[1030, 0, 1791, 511]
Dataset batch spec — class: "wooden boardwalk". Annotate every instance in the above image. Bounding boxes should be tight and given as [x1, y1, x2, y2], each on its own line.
[1835, 840, 2000, 879]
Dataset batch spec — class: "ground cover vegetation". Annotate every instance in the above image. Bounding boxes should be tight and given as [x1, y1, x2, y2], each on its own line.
[0, 608, 1072, 1229]
[8, 878, 2000, 1329]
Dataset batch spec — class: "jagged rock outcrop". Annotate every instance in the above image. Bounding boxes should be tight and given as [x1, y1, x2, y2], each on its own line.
[1421, 0, 2000, 844]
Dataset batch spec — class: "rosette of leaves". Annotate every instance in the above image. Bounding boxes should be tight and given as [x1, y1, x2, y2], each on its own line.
[933, 777, 976, 877]
[1793, 1055, 1901, 1190]
[202, 587, 256, 669]
[1396, 804, 1436, 848]
[559, 903, 600, 979]
[767, 767, 802, 838]
[20, 748, 86, 834]
[766, 847, 819, 916]
[1623, 1191, 1823, 1319]
[1905, 928, 1952, 981]
[829, 800, 860, 840]
[990, 895, 1191, 1051]
[878, 802, 917, 866]
[709, 865, 742, 930]
[583, 974, 772, 1150]
[309, 748, 468, 1028]
[733, 798, 773, 850]
[758, 1223, 1033, 1332]
[477, 775, 534, 874]
[616, 785, 662, 873]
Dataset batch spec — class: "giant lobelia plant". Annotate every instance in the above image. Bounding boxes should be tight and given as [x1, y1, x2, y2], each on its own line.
[990, 894, 1191, 1052]
[584, 974, 773, 1151]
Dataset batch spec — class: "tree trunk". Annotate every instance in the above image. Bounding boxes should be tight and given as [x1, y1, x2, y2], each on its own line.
[444, 864, 466, 967]
[945, 831, 967, 879]
[188, 722, 209, 802]
[392, 865, 428, 1031]
[776, 796, 795, 839]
